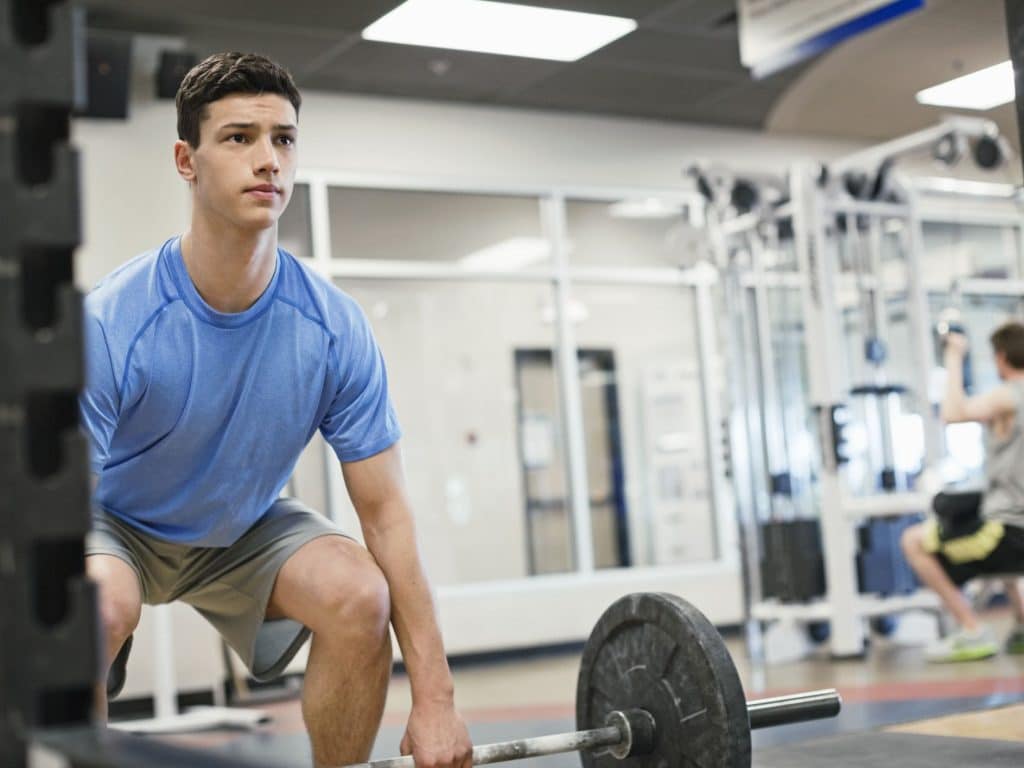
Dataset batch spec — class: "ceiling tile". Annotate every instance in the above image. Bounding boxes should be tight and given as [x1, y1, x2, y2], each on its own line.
[180, 27, 354, 76]
[306, 41, 565, 101]
[82, 0, 405, 33]
[509, 64, 726, 116]
[583, 28, 746, 76]
[652, 0, 738, 31]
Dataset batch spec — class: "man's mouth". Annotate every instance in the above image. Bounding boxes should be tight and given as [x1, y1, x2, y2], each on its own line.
[246, 184, 280, 199]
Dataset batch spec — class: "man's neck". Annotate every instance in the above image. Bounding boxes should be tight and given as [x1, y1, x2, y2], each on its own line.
[181, 213, 278, 314]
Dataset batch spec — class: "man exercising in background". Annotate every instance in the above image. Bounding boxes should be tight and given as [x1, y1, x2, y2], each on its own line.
[81, 52, 473, 768]
[902, 321, 1024, 662]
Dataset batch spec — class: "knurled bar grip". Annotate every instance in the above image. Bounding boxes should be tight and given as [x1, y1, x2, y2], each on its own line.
[346, 689, 842, 768]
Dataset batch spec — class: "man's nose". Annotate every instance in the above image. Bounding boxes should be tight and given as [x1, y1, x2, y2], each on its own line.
[253, 136, 280, 175]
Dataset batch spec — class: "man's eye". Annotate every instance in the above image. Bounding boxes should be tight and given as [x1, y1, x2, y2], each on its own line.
[228, 134, 248, 143]
[277, 135, 295, 146]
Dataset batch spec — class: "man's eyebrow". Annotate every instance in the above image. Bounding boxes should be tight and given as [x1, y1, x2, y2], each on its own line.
[218, 122, 297, 131]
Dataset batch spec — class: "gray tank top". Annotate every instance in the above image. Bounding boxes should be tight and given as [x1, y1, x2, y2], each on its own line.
[982, 379, 1024, 527]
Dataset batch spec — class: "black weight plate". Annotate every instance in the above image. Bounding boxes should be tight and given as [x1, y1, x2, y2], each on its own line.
[577, 593, 751, 768]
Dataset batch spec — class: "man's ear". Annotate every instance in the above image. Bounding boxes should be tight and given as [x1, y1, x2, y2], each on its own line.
[174, 139, 197, 184]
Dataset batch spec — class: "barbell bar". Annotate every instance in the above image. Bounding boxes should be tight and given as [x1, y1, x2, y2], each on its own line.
[347, 689, 841, 768]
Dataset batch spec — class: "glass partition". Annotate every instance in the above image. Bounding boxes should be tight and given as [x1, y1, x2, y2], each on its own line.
[328, 187, 547, 267]
[279, 182, 313, 259]
[565, 198, 698, 268]
[922, 221, 1021, 282]
[281, 182, 735, 587]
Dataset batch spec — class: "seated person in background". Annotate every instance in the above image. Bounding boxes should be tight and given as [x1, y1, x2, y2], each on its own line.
[902, 321, 1024, 662]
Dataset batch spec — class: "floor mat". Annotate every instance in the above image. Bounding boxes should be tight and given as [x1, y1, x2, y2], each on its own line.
[754, 732, 1024, 767]
[886, 703, 1024, 742]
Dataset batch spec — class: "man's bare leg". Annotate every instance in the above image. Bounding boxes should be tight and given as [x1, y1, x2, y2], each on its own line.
[302, 624, 392, 764]
[1005, 578, 1024, 623]
[85, 554, 142, 720]
[901, 523, 980, 631]
[268, 536, 393, 767]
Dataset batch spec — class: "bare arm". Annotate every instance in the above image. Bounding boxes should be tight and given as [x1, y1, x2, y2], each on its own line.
[341, 443, 471, 768]
[341, 443, 453, 703]
[940, 336, 1016, 423]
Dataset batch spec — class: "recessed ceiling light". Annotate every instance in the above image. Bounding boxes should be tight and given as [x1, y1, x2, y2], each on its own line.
[916, 60, 1015, 111]
[363, 0, 637, 62]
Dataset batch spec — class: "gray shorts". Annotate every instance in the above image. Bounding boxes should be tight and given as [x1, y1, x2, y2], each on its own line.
[86, 498, 347, 680]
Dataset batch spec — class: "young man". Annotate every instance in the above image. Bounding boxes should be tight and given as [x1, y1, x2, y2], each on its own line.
[81, 52, 473, 768]
[902, 321, 1024, 662]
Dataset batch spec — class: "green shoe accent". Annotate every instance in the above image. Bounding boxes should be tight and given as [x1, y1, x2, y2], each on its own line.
[941, 641, 999, 663]
[926, 629, 999, 663]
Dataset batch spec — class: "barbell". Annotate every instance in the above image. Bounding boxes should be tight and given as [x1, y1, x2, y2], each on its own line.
[349, 593, 842, 768]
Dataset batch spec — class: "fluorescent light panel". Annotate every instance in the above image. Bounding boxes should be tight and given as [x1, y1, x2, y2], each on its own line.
[363, 0, 637, 62]
[916, 60, 1015, 111]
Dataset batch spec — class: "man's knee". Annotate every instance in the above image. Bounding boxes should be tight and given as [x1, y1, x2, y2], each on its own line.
[313, 548, 391, 640]
[901, 523, 926, 558]
[100, 593, 141, 648]
[87, 556, 142, 649]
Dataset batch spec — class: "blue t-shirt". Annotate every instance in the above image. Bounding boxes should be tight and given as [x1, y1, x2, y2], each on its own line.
[80, 236, 402, 547]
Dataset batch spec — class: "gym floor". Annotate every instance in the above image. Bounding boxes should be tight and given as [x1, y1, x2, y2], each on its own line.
[144, 606, 1024, 766]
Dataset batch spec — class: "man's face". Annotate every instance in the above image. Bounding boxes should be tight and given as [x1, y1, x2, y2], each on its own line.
[176, 93, 297, 232]
[995, 349, 1009, 380]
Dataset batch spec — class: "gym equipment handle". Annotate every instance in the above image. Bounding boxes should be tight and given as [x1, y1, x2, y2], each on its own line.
[345, 689, 842, 768]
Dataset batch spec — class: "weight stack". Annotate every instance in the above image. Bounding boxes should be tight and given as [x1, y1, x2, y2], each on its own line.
[759, 519, 827, 602]
[857, 514, 922, 596]
[0, 3, 99, 766]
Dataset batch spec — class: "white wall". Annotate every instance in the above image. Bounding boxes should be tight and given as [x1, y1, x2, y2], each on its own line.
[73, 103, 189, 290]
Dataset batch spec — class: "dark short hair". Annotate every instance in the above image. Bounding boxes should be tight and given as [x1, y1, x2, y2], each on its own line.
[176, 52, 301, 147]
[990, 321, 1024, 369]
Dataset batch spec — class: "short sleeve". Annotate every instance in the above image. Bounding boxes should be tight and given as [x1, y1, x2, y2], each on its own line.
[79, 312, 120, 475]
[319, 305, 402, 463]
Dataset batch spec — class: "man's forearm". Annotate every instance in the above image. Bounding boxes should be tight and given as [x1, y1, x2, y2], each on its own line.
[362, 503, 454, 704]
[941, 349, 966, 422]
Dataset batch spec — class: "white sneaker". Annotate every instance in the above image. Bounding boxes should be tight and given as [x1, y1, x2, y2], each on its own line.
[925, 627, 998, 663]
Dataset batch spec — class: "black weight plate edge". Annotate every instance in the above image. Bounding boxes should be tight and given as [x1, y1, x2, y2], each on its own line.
[576, 592, 752, 768]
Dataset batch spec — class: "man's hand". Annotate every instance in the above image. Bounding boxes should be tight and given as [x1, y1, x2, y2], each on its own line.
[399, 700, 473, 768]
[944, 330, 969, 358]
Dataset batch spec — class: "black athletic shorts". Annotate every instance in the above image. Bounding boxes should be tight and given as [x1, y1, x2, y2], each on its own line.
[922, 492, 1024, 585]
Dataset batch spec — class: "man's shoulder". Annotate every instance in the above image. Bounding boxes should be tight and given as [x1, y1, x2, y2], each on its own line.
[84, 240, 177, 339]
[277, 250, 368, 335]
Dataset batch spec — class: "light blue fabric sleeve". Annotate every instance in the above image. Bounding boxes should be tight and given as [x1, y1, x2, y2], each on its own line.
[79, 310, 120, 475]
[319, 303, 401, 463]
